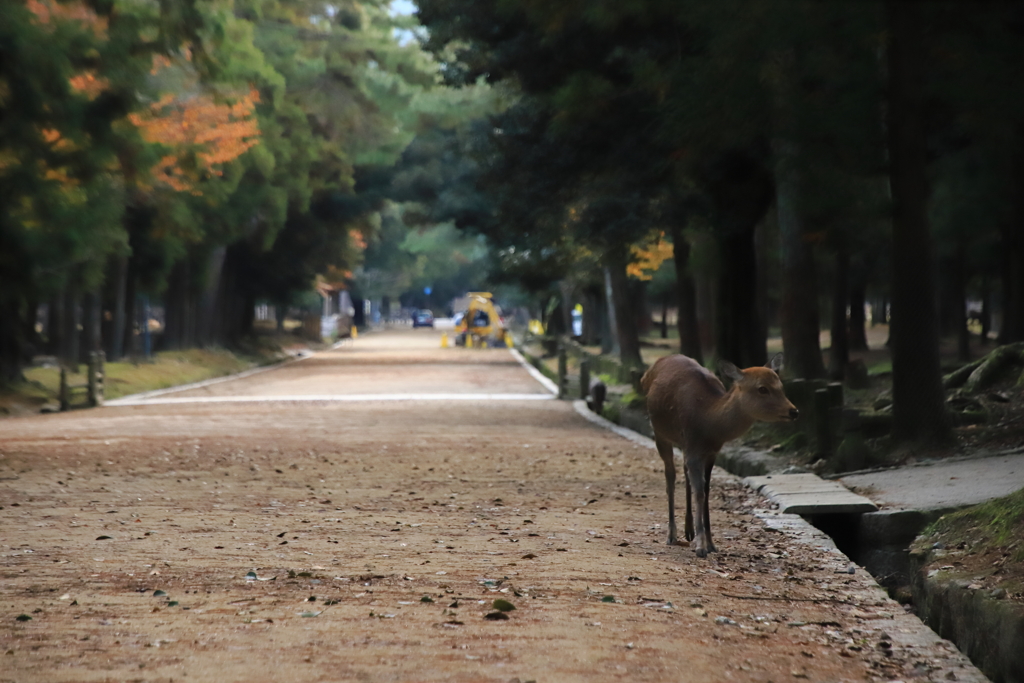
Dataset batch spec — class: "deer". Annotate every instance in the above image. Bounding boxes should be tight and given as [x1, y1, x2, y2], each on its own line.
[640, 354, 798, 557]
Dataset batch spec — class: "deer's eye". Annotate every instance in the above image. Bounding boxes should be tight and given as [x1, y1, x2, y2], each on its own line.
[758, 386, 769, 395]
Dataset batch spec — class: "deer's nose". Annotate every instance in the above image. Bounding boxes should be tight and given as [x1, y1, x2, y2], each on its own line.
[788, 408, 800, 420]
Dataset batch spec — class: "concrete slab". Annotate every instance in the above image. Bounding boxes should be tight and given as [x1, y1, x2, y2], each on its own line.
[839, 450, 1024, 511]
[745, 473, 878, 514]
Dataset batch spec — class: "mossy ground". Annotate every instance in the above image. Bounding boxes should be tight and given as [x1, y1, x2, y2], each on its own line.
[918, 488, 1024, 564]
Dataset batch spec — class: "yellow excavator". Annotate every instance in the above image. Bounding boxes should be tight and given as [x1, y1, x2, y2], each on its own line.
[454, 292, 509, 347]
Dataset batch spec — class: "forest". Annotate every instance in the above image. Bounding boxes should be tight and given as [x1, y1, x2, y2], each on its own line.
[3, 1, 1024, 446]
[0, 0, 498, 382]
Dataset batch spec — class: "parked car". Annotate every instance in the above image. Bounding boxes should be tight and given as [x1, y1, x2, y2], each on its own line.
[412, 309, 435, 328]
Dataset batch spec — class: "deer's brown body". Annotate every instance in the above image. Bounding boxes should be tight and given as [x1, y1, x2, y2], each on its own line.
[641, 354, 798, 557]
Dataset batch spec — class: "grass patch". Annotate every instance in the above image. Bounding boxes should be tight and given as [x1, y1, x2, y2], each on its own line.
[867, 360, 892, 375]
[922, 487, 1024, 561]
[23, 348, 272, 401]
[621, 389, 646, 410]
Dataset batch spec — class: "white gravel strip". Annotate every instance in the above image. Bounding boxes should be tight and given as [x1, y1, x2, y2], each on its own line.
[107, 393, 557, 406]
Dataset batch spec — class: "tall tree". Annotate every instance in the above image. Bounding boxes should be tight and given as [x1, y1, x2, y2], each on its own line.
[885, 0, 950, 444]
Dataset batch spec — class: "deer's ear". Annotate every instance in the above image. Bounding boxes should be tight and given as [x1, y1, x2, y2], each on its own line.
[718, 360, 743, 383]
[766, 353, 784, 374]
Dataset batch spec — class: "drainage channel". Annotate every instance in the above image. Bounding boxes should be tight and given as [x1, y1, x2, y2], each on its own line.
[754, 478, 1020, 683]
[744, 473, 941, 597]
[801, 510, 941, 599]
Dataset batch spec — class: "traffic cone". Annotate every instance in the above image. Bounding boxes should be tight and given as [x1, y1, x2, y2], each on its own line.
[441, 332, 449, 348]
[351, 325, 358, 339]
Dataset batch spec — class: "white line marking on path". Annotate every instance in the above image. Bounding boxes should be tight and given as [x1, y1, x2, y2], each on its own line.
[107, 337, 554, 407]
[508, 348, 559, 394]
[108, 393, 557, 407]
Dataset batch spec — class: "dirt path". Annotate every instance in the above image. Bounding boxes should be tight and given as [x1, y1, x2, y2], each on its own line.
[1, 330, 983, 682]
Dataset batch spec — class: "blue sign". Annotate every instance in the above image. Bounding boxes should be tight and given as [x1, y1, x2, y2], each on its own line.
[424, 286, 432, 295]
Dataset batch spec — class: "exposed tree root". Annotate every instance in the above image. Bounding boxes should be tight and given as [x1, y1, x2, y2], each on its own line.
[943, 342, 1024, 393]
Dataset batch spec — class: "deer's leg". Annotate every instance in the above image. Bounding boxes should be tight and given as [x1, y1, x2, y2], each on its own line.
[655, 438, 679, 545]
[685, 454, 712, 557]
[684, 457, 694, 542]
[702, 457, 717, 554]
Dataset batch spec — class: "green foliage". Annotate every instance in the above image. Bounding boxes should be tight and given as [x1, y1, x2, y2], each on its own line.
[620, 390, 646, 410]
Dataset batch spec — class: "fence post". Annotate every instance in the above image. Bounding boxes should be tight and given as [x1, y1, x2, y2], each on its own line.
[814, 388, 832, 457]
[88, 351, 105, 407]
[60, 367, 70, 412]
[557, 344, 568, 399]
[579, 358, 590, 400]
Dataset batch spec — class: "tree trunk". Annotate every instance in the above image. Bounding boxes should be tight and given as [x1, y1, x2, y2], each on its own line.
[559, 280, 574, 338]
[660, 296, 669, 339]
[871, 296, 888, 327]
[950, 245, 970, 362]
[163, 259, 189, 350]
[83, 291, 101, 360]
[217, 245, 247, 346]
[275, 304, 287, 333]
[602, 267, 620, 357]
[606, 255, 642, 369]
[47, 295, 63, 356]
[980, 273, 992, 344]
[1000, 146, 1024, 343]
[774, 137, 826, 380]
[0, 298, 28, 384]
[715, 227, 765, 369]
[61, 286, 80, 372]
[199, 246, 227, 347]
[108, 255, 128, 361]
[670, 224, 703, 363]
[633, 280, 652, 337]
[701, 150, 773, 369]
[828, 243, 850, 381]
[886, 0, 950, 444]
[848, 277, 869, 351]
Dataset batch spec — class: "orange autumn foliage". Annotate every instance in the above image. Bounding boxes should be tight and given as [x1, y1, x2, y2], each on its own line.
[69, 71, 109, 100]
[28, 1, 111, 99]
[26, 0, 107, 38]
[150, 55, 173, 76]
[25, 0, 106, 32]
[628, 232, 674, 281]
[128, 90, 262, 193]
[349, 229, 367, 250]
